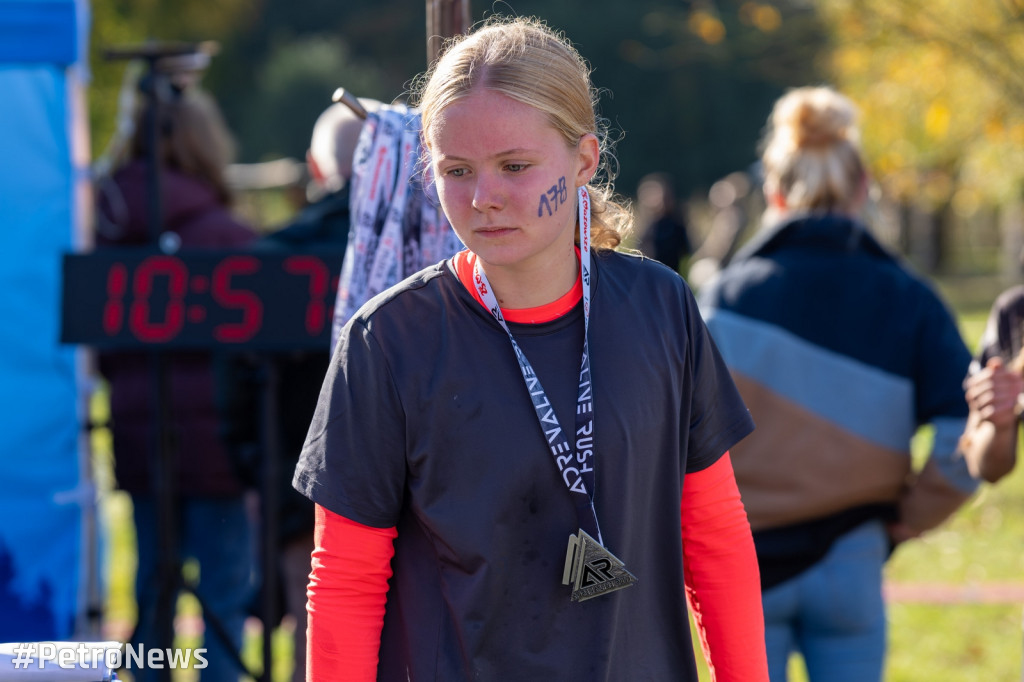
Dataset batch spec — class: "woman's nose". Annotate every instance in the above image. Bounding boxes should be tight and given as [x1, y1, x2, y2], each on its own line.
[471, 173, 504, 212]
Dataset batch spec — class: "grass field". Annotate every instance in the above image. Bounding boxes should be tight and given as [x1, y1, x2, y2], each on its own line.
[94, 301, 1024, 681]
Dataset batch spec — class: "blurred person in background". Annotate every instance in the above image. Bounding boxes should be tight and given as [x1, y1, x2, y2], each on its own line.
[96, 85, 258, 681]
[221, 96, 379, 682]
[635, 171, 691, 272]
[698, 85, 978, 681]
[960, 286, 1024, 483]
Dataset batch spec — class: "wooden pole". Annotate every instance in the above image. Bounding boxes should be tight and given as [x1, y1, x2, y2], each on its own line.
[426, 0, 471, 65]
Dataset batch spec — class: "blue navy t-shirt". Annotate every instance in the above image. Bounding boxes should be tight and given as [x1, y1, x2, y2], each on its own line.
[294, 249, 753, 681]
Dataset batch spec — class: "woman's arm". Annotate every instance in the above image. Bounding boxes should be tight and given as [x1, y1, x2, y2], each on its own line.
[307, 504, 398, 681]
[681, 452, 769, 682]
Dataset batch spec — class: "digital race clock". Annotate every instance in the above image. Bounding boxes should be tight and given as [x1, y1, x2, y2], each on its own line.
[61, 248, 346, 350]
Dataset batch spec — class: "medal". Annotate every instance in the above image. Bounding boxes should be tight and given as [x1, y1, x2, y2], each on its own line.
[474, 187, 636, 602]
[562, 529, 638, 602]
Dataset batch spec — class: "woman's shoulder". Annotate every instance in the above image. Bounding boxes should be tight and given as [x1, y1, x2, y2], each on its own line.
[334, 262, 473, 365]
[351, 262, 460, 329]
[597, 248, 687, 285]
[596, 248, 698, 315]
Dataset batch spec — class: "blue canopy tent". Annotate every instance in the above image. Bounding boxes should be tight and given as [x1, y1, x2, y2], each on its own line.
[0, 0, 96, 639]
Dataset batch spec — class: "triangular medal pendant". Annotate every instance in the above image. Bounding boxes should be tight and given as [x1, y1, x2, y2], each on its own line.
[562, 529, 638, 602]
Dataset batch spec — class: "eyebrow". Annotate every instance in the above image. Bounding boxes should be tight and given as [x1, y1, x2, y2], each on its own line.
[437, 148, 539, 162]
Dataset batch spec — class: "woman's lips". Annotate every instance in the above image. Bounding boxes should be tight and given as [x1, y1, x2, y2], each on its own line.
[475, 226, 517, 237]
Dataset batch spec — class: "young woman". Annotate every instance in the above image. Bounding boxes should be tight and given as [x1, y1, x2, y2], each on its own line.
[294, 16, 768, 681]
[698, 86, 979, 681]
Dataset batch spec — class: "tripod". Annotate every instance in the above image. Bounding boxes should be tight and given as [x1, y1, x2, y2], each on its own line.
[103, 42, 259, 682]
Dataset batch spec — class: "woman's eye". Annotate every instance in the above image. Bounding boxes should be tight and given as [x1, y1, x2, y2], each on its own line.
[505, 163, 527, 173]
[446, 168, 467, 177]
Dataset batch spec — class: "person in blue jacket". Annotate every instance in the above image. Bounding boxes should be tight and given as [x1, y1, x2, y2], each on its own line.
[698, 85, 979, 682]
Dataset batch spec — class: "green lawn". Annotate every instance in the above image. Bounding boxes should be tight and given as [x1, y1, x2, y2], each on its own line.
[96, 306, 1024, 681]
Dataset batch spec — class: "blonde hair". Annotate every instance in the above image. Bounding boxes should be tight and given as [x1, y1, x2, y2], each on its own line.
[130, 88, 236, 205]
[760, 86, 865, 215]
[413, 16, 631, 250]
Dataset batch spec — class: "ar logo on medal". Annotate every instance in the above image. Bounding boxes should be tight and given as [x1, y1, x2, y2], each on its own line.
[562, 529, 637, 602]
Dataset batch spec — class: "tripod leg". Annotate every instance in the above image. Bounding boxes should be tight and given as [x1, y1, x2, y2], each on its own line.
[184, 497, 256, 681]
[130, 494, 180, 682]
[280, 532, 314, 682]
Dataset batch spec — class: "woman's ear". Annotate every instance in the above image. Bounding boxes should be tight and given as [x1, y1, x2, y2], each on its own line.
[575, 133, 600, 186]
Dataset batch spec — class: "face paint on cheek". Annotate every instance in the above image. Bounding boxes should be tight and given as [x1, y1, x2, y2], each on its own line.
[537, 175, 569, 217]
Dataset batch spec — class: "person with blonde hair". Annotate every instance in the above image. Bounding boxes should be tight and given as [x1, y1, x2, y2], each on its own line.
[698, 85, 978, 681]
[294, 15, 768, 681]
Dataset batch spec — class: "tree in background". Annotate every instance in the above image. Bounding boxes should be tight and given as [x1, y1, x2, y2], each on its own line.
[88, 0, 254, 159]
[544, 0, 828, 198]
[820, 0, 1024, 272]
[89, 1, 826, 200]
[203, 0, 411, 165]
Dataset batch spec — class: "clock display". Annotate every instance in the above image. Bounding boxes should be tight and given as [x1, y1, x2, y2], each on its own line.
[62, 248, 346, 349]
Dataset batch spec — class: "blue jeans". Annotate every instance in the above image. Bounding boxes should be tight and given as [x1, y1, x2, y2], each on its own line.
[131, 495, 255, 682]
[761, 520, 888, 682]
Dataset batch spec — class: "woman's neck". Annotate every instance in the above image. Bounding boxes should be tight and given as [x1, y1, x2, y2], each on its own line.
[478, 245, 579, 310]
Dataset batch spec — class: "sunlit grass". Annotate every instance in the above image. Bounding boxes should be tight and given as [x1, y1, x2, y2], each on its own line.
[887, 604, 1021, 682]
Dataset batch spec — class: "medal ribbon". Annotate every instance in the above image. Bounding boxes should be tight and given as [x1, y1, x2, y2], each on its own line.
[472, 186, 603, 544]
[333, 109, 397, 345]
[368, 114, 421, 294]
[332, 107, 461, 351]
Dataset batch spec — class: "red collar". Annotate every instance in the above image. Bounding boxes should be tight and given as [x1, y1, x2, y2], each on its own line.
[452, 249, 583, 324]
